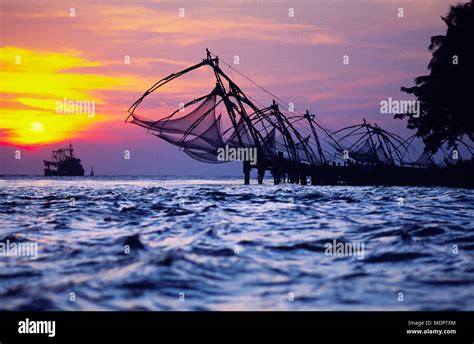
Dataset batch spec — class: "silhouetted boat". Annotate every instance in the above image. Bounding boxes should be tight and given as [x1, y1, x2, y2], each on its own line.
[44, 144, 85, 176]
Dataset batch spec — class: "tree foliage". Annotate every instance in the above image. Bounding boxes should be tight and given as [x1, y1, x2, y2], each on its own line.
[397, 1, 474, 153]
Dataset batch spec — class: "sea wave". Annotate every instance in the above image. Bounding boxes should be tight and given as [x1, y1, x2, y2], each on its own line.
[0, 176, 473, 310]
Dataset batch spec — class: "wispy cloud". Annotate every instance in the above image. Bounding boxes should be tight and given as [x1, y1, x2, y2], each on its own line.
[0, 47, 149, 146]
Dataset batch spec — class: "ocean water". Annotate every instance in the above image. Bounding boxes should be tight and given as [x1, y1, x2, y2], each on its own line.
[0, 176, 473, 311]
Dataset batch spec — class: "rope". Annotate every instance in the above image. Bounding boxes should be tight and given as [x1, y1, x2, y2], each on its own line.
[208, 50, 319, 122]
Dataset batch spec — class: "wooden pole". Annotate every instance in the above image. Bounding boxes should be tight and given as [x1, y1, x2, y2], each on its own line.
[243, 161, 250, 185]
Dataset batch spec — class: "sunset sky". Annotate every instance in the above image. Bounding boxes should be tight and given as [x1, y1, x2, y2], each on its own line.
[0, 0, 453, 175]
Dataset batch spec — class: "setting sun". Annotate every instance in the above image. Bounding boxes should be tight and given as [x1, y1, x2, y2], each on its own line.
[0, 47, 147, 147]
[30, 121, 45, 133]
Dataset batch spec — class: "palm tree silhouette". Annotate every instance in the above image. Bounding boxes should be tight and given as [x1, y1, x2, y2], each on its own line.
[397, 0, 473, 153]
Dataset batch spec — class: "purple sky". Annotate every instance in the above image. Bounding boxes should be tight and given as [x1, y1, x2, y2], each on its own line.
[0, 0, 454, 175]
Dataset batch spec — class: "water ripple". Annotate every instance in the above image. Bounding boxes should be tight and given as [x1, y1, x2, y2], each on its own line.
[0, 176, 473, 311]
